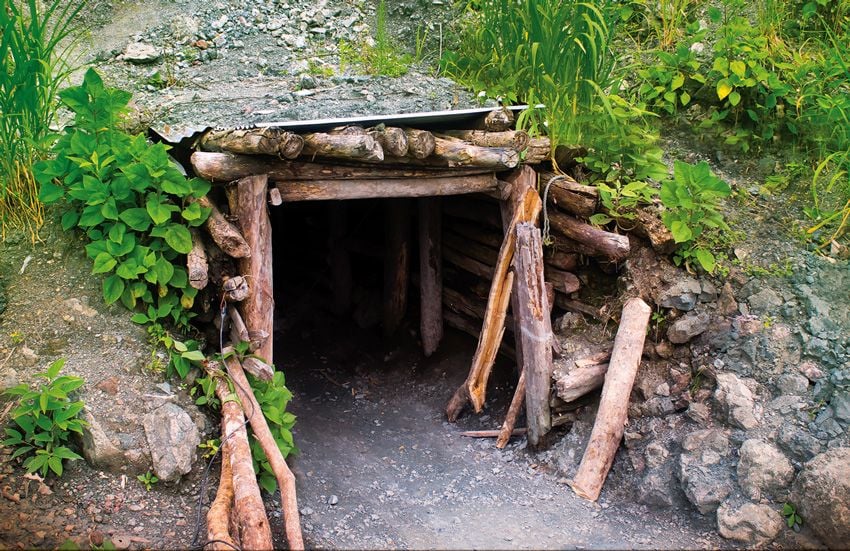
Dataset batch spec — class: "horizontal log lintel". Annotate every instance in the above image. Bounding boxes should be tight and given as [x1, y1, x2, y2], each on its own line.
[274, 174, 498, 202]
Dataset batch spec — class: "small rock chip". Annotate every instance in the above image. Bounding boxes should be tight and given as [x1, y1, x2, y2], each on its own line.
[328, 495, 339, 506]
[96, 376, 120, 395]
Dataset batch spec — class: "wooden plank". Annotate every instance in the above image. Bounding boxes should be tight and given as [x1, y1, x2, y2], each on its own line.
[418, 197, 443, 356]
[274, 174, 499, 201]
[383, 200, 411, 337]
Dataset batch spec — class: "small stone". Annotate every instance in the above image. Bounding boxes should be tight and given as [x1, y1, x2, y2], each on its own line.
[776, 424, 823, 464]
[717, 499, 783, 546]
[95, 376, 120, 395]
[699, 280, 718, 302]
[716, 283, 738, 316]
[655, 340, 673, 359]
[300, 507, 314, 516]
[143, 403, 200, 482]
[714, 372, 759, 430]
[737, 440, 794, 501]
[830, 391, 850, 425]
[122, 42, 160, 65]
[747, 288, 783, 314]
[798, 360, 825, 381]
[776, 373, 809, 396]
[686, 402, 711, 425]
[328, 495, 338, 506]
[20, 346, 39, 366]
[667, 312, 710, 344]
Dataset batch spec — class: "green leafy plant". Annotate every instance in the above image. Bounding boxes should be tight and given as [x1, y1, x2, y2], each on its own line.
[137, 470, 158, 491]
[339, 0, 413, 77]
[782, 502, 803, 530]
[198, 438, 220, 459]
[35, 68, 211, 330]
[589, 179, 658, 227]
[634, 25, 706, 116]
[660, 160, 732, 272]
[0, 0, 85, 239]
[146, 323, 205, 379]
[2, 359, 86, 477]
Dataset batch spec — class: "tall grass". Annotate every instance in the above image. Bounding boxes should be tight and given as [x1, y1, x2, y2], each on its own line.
[0, 0, 84, 240]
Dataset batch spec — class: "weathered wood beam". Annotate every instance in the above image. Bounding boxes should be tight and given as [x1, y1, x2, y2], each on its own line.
[418, 197, 443, 357]
[273, 174, 499, 201]
[539, 171, 599, 218]
[301, 132, 384, 162]
[383, 200, 411, 337]
[438, 129, 530, 151]
[199, 127, 304, 159]
[548, 209, 630, 261]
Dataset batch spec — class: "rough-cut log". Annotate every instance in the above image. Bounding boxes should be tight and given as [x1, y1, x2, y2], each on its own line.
[301, 132, 384, 162]
[545, 249, 579, 271]
[223, 275, 250, 303]
[229, 307, 250, 343]
[328, 125, 366, 135]
[483, 108, 515, 132]
[383, 200, 411, 337]
[404, 128, 436, 159]
[242, 357, 274, 382]
[554, 295, 608, 321]
[187, 229, 209, 290]
[196, 195, 251, 259]
[442, 285, 515, 333]
[496, 369, 526, 449]
[617, 206, 676, 254]
[418, 197, 442, 356]
[446, 183, 542, 421]
[369, 126, 409, 157]
[555, 362, 608, 403]
[191, 151, 492, 183]
[439, 129, 530, 151]
[548, 210, 630, 261]
[443, 231, 497, 266]
[274, 173, 499, 201]
[443, 310, 515, 359]
[539, 172, 599, 218]
[571, 297, 651, 501]
[461, 428, 526, 438]
[200, 127, 304, 159]
[444, 219, 503, 249]
[431, 137, 519, 169]
[206, 435, 236, 550]
[329, 202, 352, 315]
[443, 197, 502, 229]
[213, 375, 272, 550]
[544, 266, 581, 295]
[233, 175, 274, 365]
[522, 136, 551, 164]
[443, 245, 493, 280]
[514, 223, 553, 448]
[223, 352, 304, 550]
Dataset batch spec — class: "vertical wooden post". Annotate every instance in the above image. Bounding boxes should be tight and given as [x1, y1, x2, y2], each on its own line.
[418, 196, 443, 356]
[514, 222, 553, 448]
[329, 201, 352, 315]
[571, 297, 651, 501]
[383, 199, 411, 337]
[234, 174, 275, 365]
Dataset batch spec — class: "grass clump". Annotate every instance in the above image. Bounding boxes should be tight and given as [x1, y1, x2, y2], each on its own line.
[339, 0, 414, 78]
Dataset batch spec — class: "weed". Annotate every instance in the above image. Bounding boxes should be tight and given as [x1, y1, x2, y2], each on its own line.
[782, 502, 803, 531]
[2, 359, 86, 477]
[339, 0, 413, 77]
[589, 179, 658, 227]
[9, 331, 24, 345]
[198, 438, 220, 459]
[650, 309, 667, 341]
[137, 470, 158, 491]
[0, 0, 86, 239]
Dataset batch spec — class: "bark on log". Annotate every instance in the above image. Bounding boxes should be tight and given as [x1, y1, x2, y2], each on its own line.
[571, 297, 651, 501]
[544, 266, 581, 295]
[369, 126, 409, 157]
[431, 137, 519, 169]
[514, 223, 553, 448]
[223, 275, 250, 303]
[404, 128, 436, 159]
[539, 172, 599, 218]
[196, 195, 251, 259]
[329, 202, 352, 315]
[301, 132, 384, 162]
[547, 210, 630, 261]
[188, 229, 209, 290]
[555, 362, 609, 403]
[545, 249, 579, 272]
[213, 375, 272, 550]
[418, 197, 443, 357]
[200, 127, 304, 159]
[553, 295, 609, 321]
[233, 175, 274, 365]
[461, 428, 526, 438]
[383, 200, 411, 337]
[522, 137, 551, 164]
[496, 369, 526, 449]
[274, 173, 499, 201]
[206, 436, 236, 550]
[223, 353, 304, 550]
[483, 108, 515, 132]
[438, 129, 530, 151]
[190, 151, 492, 183]
[613, 206, 676, 254]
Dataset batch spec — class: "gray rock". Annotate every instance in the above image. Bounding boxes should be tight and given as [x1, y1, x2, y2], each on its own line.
[716, 282, 738, 316]
[639, 469, 675, 507]
[686, 402, 711, 425]
[142, 402, 200, 482]
[776, 423, 824, 464]
[747, 288, 783, 314]
[791, 448, 850, 549]
[20, 346, 39, 366]
[80, 410, 127, 472]
[699, 280, 718, 302]
[658, 278, 702, 311]
[678, 429, 734, 514]
[737, 439, 795, 501]
[714, 372, 759, 430]
[667, 312, 710, 344]
[0, 368, 19, 393]
[776, 373, 810, 396]
[122, 42, 161, 65]
[831, 391, 850, 425]
[716, 499, 783, 546]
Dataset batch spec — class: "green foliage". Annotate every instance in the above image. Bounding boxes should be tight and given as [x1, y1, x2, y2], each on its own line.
[634, 25, 706, 116]
[620, 0, 697, 50]
[2, 359, 86, 477]
[339, 0, 413, 77]
[589, 179, 657, 226]
[198, 438, 220, 459]
[146, 323, 206, 380]
[782, 502, 803, 530]
[35, 69, 211, 330]
[0, 0, 85, 238]
[137, 470, 158, 491]
[660, 160, 731, 272]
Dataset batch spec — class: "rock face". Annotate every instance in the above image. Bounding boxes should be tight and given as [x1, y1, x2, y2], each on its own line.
[143, 403, 200, 482]
[791, 448, 850, 548]
[736, 439, 794, 501]
[714, 372, 759, 429]
[667, 312, 710, 344]
[677, 429, 734, 514]
[716, 499, 783, 546]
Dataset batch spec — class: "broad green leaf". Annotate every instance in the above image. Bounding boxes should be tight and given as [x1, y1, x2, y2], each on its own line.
[181, 350, 206, 362]
[103, 275, 125, 304]
[131, 313, 150, 324]
[728, 91, 741, 107]
[694, 249, 716, 272]
[729, 60, 746, 78]
[146, 195, 173, 225]
[164, 225, 193, 254]
[680, 91, 691, 106]
[119, 208, 151, 232]
[39, 182, 65, 203]
[670, 220, 693, 243]
[154, 256, 175, 286]
[61, 211, 80, 231]
[716, 79, 733, 101]
[671, 72, 684, 91]
[92, 252, 117, 274]
[108, 223, 126, 244]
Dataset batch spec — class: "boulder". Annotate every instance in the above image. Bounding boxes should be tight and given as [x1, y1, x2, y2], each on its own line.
[737, 439, 794, 501]
[677, 429, 735, 514]
[716, 499, 783, 546]
[79, 410, 126, 471]
[142, 402, 200, 482]
[791, 448, 850, 548]
[667, 312, 710, 344]
[714, 372, 759, 430]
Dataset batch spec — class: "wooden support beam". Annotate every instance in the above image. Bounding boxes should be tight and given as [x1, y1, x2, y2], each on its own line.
[200, 127, 304, 159]
[196, 195, 251, 259]
[547, 209, 631, 261]
[233, 174, 275, 365]
[383, 199, 411, 337]
[439, 129, 530, 151]
[539, 171, 599, 218]
[514, 223, 553, 448]
[187, 229, 209, 290]
[571, 297, 651, 502]
[418, 197, 443, 357]
[404, 128, 436, 159]
[273, 174, 499, 201]
[329, 202, 352, 315]
[369, 126, 409, 157]
[191, 151, 492, 183]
